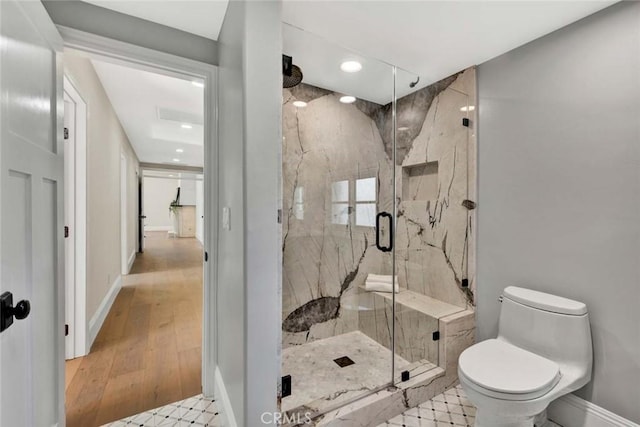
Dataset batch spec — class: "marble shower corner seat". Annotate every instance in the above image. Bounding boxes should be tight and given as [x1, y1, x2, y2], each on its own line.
[358, 286, 468, 364]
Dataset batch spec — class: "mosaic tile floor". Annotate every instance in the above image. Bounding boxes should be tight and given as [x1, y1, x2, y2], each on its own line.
[103, 395, 219, 427]
[379, 385, 562, 427]
[379, 385, 476, 427]
[105, 384, 562, 427]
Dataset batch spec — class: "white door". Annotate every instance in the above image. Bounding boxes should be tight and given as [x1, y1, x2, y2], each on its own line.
[0, 1, 65, 426]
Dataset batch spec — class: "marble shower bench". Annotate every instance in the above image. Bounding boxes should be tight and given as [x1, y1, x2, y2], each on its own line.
[283, 289, 475, 426]
[359, 286, 468, 364]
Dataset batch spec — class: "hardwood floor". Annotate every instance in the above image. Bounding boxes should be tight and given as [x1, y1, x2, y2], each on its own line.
[65, 232, 203, 427]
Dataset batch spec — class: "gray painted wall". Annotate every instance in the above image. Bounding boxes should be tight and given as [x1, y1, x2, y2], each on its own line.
[42, 1, 218, 65]
[216, 0, 281, 424]
[477, 2, 640, 422]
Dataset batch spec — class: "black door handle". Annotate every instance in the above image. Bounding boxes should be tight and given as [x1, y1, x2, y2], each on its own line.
[0, 292, 31, 333]
[375, 211, 393, 252]
[139, 215, 147, 219]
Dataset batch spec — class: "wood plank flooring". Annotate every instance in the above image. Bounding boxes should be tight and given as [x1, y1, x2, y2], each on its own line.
[65, 232, 203, 427]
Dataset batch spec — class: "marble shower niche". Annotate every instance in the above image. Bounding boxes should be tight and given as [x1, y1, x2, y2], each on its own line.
[280, 66, 477, 425]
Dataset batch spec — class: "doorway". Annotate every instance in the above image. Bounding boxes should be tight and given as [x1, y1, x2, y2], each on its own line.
[61, 40, 216, 426]
[64, 76, 88, 361]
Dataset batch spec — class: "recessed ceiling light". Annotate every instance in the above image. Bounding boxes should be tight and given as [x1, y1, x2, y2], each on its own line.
[293, 100, 307, 108]
[181, 124, 193, 129]
[398, 126, 410, 131]
[173, 158, 180, 162]
[192, 81, 204, 88]
[340, 95, 356, 104]
[176, 148, 184, 153]
[460, 105, 475, 112]
[340, 60, 362, 73]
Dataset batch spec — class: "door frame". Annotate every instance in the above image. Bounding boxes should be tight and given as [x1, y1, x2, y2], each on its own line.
[57, 25, 219, 396]
[120, 152, 129, 275]
[63, 76, 88, 360]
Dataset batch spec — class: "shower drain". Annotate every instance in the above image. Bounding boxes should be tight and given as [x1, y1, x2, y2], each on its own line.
[333, 356, 355, 368]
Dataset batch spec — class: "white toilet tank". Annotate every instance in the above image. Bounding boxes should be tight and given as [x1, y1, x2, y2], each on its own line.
[498, 286, 592, 373]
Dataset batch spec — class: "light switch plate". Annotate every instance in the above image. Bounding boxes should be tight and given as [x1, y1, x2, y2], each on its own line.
[222, 207, 230, 230]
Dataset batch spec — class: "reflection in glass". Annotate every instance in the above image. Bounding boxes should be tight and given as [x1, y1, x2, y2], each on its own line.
[293, 186, 304, 220]
[355, 177, 376, 227]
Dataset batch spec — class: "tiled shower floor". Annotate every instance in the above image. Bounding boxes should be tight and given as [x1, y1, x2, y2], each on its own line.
[282, 331, 419, 413]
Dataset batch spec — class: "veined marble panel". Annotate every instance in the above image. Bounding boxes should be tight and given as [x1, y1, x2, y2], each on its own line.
[395, 68, 477, 309]
[282, 71, 476, 350]
[282, 86, 394, 348]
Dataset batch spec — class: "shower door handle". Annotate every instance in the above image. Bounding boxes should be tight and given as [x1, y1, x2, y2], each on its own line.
[375, 211, 393, 252]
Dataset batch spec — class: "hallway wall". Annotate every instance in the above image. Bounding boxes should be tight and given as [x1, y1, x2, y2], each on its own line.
[477, 2, 640, 422]
[64, 54, 140, 335]
[143, 177, 178, 231]
[216, 0, 281, 424]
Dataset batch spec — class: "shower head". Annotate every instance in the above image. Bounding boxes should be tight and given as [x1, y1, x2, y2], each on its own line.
[283, 64, 303, 88]
[283, 54, 303, 88]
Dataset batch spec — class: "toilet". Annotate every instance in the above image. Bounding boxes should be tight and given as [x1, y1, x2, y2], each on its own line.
[458, 286, 592, 427]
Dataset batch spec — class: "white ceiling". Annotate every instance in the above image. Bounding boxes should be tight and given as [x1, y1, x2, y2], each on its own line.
[82, 1, 616, 105]
[283, 1, 616, 104]
[82, 0, 229, 40]
[92, 59, 204, 167]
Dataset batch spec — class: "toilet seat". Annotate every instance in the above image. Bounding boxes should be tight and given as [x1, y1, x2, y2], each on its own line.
[459, 339, 561, 401]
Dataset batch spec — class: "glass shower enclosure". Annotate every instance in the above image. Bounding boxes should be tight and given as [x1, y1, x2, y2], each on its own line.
[280, 23, 473, 419]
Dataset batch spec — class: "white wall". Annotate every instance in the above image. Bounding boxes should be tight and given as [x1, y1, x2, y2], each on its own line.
[143, 177, 179, 230]
[180, 178, 197, 205]
[64, 54, 139, 332]
[215, 1, 281, 425]
[196, 180, 204, 244]
[477, 2, 640, 422]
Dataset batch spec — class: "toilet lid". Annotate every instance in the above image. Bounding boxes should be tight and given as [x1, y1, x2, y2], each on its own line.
[459, 339, 560, 398]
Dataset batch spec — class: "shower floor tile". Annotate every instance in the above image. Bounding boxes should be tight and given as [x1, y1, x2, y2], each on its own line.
[281, 331, 414, 413]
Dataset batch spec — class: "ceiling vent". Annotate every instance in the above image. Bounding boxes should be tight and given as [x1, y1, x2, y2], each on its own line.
[157, 107, 204, 126]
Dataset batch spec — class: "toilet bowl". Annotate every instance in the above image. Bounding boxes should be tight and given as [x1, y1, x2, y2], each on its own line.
[458, 286, 592, 427]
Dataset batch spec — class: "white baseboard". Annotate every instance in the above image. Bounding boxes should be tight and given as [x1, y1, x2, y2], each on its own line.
[215, 367, 238, 427]
[127, 250, 136, 274]
[87, 275, 122, 351]
[548, 393, 639, 427]
[145, 225, 172, 231]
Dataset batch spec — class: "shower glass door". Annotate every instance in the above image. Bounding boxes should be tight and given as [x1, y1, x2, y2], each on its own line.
[280, 23, 397, 416]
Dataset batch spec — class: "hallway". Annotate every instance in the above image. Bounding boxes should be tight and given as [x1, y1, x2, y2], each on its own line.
[65, 232, 203, 427]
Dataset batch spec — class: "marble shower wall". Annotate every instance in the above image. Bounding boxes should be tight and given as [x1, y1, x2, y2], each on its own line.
[282, 84, 394, 348]
[394, 68, 477, 310]
[281, 68, 477, 348]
